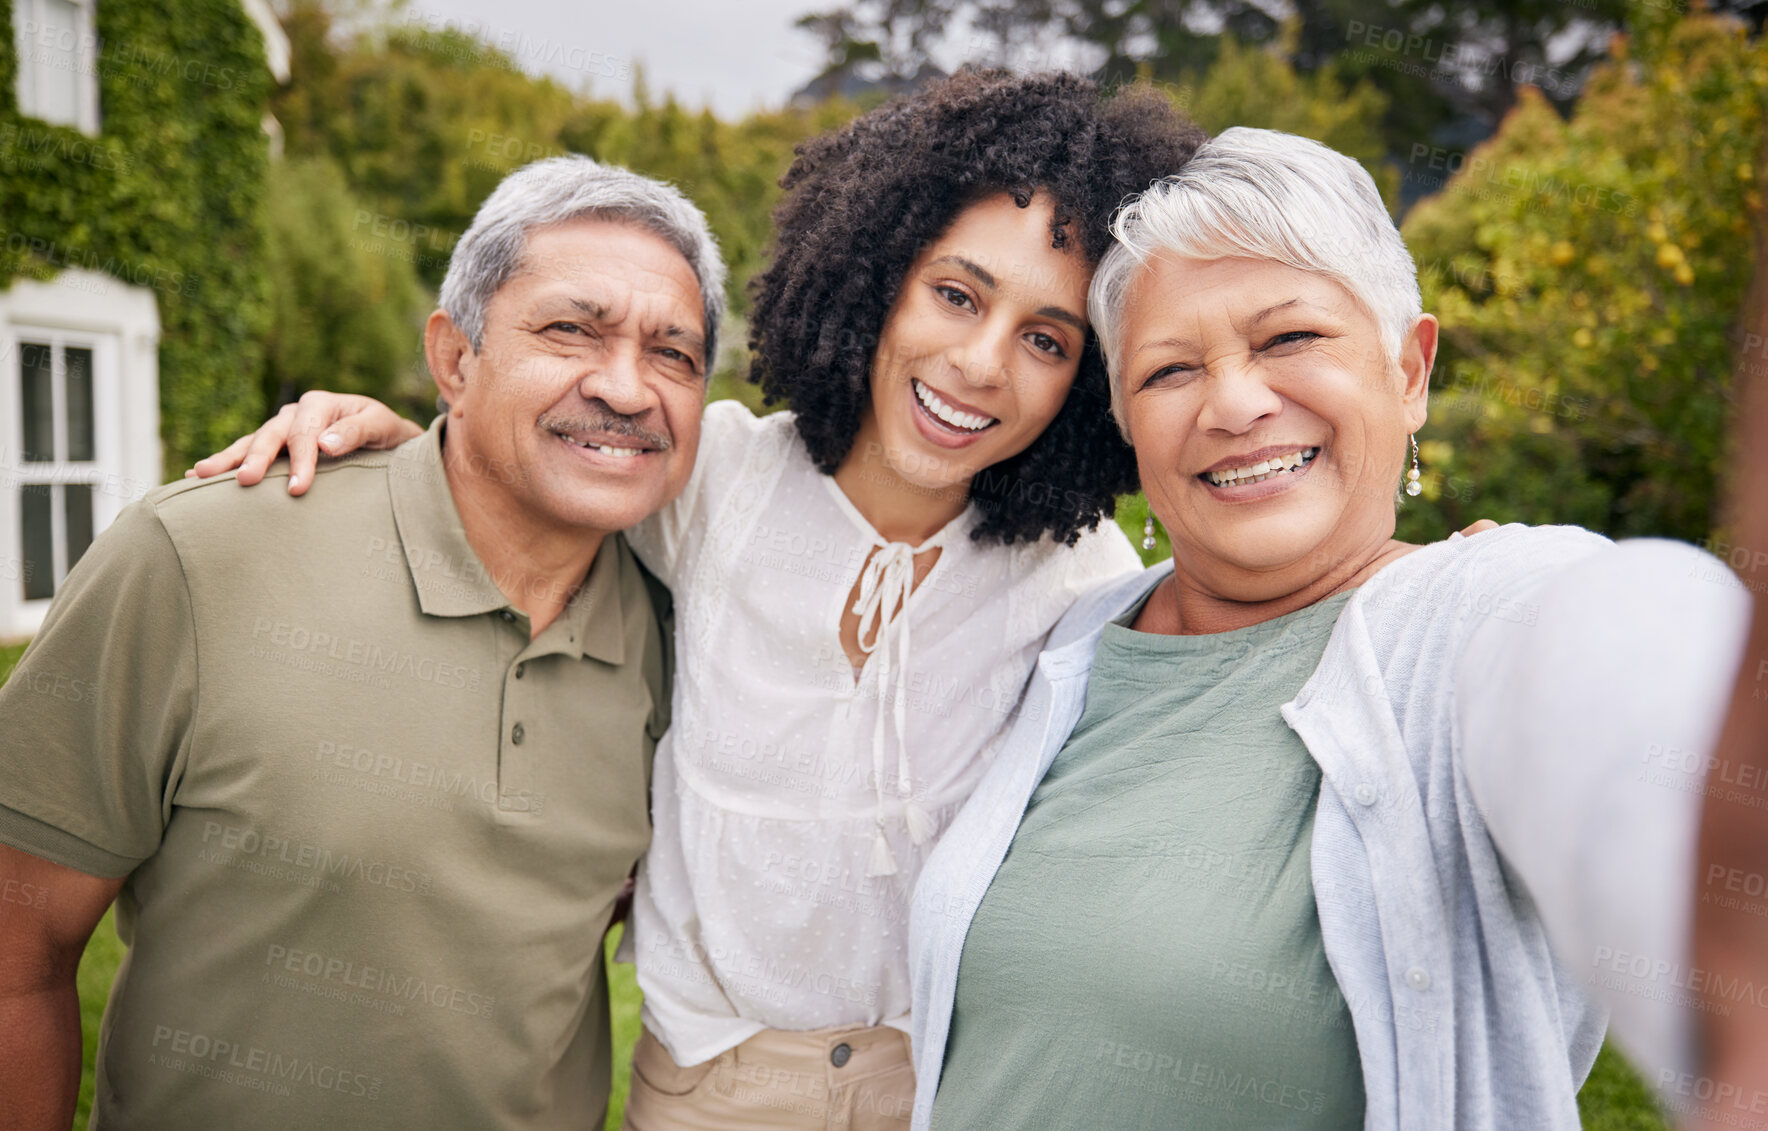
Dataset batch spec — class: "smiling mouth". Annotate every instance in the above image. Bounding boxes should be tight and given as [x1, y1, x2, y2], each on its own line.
[550, 430, 652, 458]
[912, 379, 998, 434]
[1201, 447, 1321, 487]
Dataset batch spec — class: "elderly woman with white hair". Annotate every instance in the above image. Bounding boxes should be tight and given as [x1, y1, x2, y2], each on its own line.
[908, 127, 1754, 1130]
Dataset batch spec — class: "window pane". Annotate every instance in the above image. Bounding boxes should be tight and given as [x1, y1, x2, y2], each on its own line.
[21, 484, 53, 601]
[31, 0, 83, 127]
[20, 340, 55, 462]
[64, 482, 92, 573]
[65, 346, 94, 460]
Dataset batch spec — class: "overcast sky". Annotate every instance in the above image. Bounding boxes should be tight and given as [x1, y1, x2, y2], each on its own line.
[397, 0, 837, 115]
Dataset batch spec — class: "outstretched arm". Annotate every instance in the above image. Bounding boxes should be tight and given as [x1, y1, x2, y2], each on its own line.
[186, 391, 422, 495]
[1457, 536, 1750, 1096]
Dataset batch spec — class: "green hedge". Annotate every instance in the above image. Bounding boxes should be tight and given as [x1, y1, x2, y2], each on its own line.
[0, 0, 275, 474]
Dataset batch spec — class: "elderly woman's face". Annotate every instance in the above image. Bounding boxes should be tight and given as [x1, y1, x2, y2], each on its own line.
[1119, 255, 1432, 597]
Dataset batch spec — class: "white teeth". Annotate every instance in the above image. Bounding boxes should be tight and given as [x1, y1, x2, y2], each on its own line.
[913, 380, 996, 433]
[1204, 447, 1320, 487]
[557, 432, 644, 458]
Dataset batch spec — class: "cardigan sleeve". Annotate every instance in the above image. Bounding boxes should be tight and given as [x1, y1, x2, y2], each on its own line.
[1456, 537, 1752, 1086]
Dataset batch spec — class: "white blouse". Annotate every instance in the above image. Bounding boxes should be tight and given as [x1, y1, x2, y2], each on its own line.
[621, 400, 1143, 1067]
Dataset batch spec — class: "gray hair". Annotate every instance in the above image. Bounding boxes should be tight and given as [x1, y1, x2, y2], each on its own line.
[440, 155, 727, 367]
[1089, 126, 1420, 437]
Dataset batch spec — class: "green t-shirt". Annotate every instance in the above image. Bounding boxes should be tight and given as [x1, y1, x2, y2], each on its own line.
[933, 590, 1364, 1130]
[0, 420, 670, 1130]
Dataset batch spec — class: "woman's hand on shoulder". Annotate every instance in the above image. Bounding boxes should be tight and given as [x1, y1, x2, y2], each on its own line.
[186, 391, 423, 496]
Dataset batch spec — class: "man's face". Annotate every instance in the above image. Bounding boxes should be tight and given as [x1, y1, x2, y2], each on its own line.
[441, 217, 707, 537]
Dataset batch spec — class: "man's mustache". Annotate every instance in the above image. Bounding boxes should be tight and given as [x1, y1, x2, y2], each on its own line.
[537, 409, 673, 451]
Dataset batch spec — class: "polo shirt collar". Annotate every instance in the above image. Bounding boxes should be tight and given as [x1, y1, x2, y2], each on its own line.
[387, 416, 627, 664]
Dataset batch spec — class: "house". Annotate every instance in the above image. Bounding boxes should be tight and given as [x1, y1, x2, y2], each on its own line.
[0, 0, 287, 638]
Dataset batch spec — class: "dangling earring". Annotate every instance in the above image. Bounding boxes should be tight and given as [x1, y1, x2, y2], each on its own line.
[1142, 513, 1158, 551]
[1405, 434, 1423, 497]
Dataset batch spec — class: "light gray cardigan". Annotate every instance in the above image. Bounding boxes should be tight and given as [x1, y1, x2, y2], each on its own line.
[908, 525, 1751, 1130]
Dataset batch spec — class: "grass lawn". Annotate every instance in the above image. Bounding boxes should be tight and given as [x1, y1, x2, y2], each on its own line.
[0, 639, 27, 683]
[1, 639, 1666, 1128]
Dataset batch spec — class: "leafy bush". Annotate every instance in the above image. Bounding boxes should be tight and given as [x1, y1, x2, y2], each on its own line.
[1399, 11, 1765, 543]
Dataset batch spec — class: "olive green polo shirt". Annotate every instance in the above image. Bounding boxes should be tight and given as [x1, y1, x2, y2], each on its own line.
[0, 417, 670, 1130]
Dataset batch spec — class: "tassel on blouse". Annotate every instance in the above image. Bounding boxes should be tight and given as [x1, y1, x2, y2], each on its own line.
[868, 826, 899, 877]
[851, 541, 927, 872]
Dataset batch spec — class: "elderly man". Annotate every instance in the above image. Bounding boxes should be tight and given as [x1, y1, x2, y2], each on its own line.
[0, 157, 723, 1130]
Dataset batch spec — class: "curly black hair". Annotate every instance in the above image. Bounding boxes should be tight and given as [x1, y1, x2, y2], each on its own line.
[746, 69, 1205, 545]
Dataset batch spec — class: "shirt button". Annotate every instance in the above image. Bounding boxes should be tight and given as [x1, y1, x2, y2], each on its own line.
[830, 1043, 852, 1068]
[1405, 966, 1431, 991]
[1354, 783, 1377, 806]
[515, 662, 526, 679]
[511, 723, 525, 745]
[499, 610, 516, 623]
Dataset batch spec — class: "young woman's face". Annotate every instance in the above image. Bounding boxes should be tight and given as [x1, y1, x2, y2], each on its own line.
[855, 192, 1092, 493]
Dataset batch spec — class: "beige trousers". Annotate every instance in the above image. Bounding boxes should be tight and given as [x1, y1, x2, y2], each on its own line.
[620, 1023, 915, 1131]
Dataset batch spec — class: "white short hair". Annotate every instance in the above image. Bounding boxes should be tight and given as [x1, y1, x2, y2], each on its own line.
[440, 156, 726, 364]
[1088, 127, 1419, 438]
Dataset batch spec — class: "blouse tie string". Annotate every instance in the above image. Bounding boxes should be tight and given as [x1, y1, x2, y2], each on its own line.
[851, 541, 935, 876]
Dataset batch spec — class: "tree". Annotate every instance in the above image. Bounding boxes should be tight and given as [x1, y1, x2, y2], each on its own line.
[792, 0, 1635, 167]
[1166, 34, 1396, 206]
[261, 157, 431, 413]
[1398, 9, 1765, 544]
[269, 0, 858, 326]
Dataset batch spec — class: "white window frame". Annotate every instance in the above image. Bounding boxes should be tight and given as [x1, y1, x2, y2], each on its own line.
[12, 0, 100, 135]
[12, 330, 115, 603]
[0, 269, 159, 639]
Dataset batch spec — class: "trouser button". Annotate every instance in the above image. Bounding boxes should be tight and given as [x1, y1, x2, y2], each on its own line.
[830, 1042, 852, 1068]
